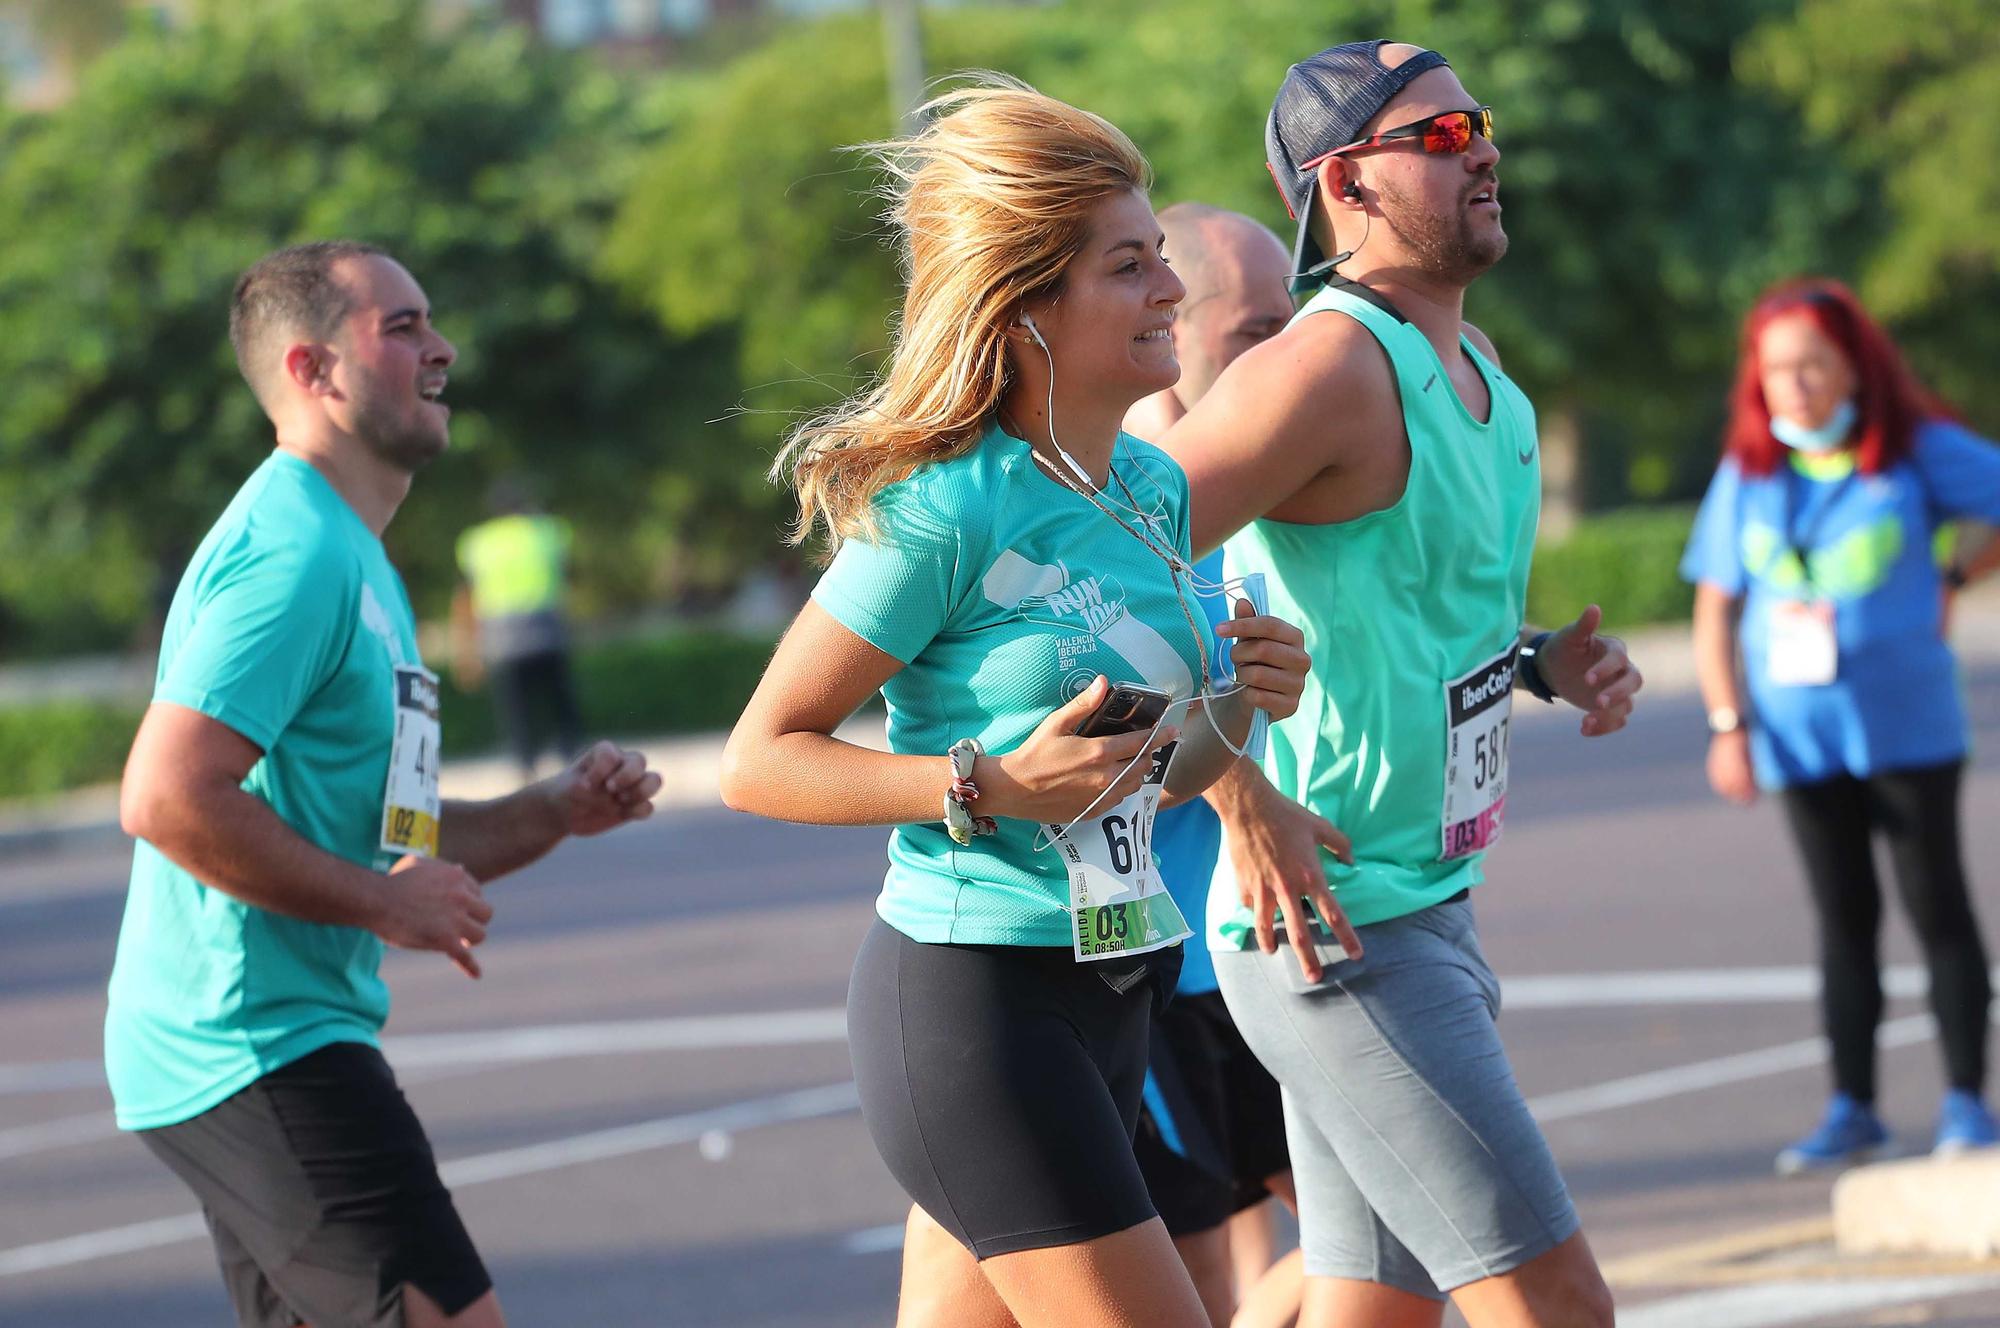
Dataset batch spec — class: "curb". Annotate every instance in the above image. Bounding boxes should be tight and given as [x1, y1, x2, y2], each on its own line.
[1834, 1149, 2000, 1261]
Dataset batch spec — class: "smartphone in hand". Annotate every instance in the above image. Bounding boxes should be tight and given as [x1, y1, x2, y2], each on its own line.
[1075, 683, 1172, 737]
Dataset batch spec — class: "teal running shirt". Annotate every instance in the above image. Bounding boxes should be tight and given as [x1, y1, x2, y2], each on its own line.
[1209, 282, 1541, 945]
[106, 452, 427, 1131]
[813, 423, 1213, 946]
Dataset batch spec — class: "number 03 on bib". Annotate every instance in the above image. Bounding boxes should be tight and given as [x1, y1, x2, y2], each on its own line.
[1051, 740, 1193, 962]
[1442, 648, 1514, 861]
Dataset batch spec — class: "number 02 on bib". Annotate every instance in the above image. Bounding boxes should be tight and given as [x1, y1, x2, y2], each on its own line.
[380, 665, 442, 858]
[1441, 647, 1514, 861]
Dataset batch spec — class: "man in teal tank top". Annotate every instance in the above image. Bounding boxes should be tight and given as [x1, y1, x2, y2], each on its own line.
[109, 242, 663, 1328]
[1163, 41, 1642, 1328]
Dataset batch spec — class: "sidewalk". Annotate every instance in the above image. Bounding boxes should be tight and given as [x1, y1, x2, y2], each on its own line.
[9, 590, 2000, 856]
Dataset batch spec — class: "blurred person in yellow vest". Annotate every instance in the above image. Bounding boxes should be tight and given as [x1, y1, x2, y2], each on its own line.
[453, 479, 583, 777]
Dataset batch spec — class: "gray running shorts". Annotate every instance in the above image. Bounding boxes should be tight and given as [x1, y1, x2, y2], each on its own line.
[1213, 898, 1578, 1299]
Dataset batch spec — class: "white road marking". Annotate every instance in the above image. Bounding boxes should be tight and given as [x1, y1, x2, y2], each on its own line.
[0, 1082, 859, 1280]
[0, 1110, 113, 1161]
[438, 1082, 857, 1188]
[1503, 965, 1990, 1009]
[8, 969, 1985, 1101]
[0, 1060, 104, 1096]
[0, 971, 1978, 1280]
[840, 1223, 908, 1256]
[1619, 1272, 2000, 1328]
[1529, 1012, 1936, 1123]
[0, 1007, 851, 1099]
[0, 1214, 209, 1280]
[387, 1007, 850, 1069]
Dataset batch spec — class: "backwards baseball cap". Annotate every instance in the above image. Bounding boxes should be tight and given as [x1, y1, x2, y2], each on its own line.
[1267, 39, 1450, 285]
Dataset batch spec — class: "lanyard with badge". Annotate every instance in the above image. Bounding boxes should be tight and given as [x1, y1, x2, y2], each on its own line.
[379, 664, 443, 858]
[1026, 446, 1268, 963]
[1768, 470, 1855, 688]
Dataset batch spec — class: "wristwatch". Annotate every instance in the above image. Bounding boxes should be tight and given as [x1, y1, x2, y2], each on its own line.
[1706, 705, 1744, 736]
[1516, 632, 1557, 704]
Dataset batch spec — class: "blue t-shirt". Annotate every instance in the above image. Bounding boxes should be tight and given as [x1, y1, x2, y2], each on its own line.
[812, 425, 1212, 947]
[1150, 550, 1228, 995]
[106, 453, 427, 1130]
[1679, 418, 2000, 786]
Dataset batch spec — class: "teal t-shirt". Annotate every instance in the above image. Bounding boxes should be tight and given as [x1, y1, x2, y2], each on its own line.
[105, 452, 427, 1131]
[812, 424, 1212, 946]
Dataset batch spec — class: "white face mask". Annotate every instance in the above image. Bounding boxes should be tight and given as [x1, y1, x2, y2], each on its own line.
[1770, 398, 1857, 454]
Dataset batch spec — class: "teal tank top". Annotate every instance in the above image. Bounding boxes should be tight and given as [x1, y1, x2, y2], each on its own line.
[1209, 281, 1541, 944]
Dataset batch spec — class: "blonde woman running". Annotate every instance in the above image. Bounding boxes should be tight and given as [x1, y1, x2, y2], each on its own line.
[722, 82, 1312, 1328]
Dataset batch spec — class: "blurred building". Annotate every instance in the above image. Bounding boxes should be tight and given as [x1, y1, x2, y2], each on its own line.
[2, 0, 978, 101]
[483, 1, 969, 52]
[0, 1, 188, 109]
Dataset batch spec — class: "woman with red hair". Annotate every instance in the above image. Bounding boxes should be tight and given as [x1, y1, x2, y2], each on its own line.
[1683, 278, 2000, 1171]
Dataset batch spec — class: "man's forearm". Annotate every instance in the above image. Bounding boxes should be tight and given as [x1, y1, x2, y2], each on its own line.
[440, 785, 567, 883]
[1205, 755, 1276, 832]
[137, 782, 390, 929]
[1164, 691, 1253, 799]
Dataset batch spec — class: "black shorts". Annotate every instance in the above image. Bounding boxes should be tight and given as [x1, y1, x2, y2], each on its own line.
[846, 917, 1182, 1259]
[138, 1042, 490, 1328]
[1135, 989, 1290, 1237]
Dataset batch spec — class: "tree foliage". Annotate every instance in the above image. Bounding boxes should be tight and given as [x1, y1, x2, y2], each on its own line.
[3, 0, 1993, 659]
[607, 0, 1870, 511]
[0, 0, 712, 653]
[1743, 0, 2000, 423]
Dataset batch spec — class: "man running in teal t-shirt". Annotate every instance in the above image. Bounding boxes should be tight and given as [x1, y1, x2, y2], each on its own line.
[1162, 42, 1641, 1328]
[108, 242, 663, 1328]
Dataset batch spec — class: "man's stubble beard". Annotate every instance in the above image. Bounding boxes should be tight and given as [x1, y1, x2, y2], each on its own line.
[353, 391, 447, 475]
[1377, 178, 1508, 286]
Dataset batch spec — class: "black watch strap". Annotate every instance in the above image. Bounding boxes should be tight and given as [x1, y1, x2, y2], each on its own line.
[1517, 631, 1557, 704]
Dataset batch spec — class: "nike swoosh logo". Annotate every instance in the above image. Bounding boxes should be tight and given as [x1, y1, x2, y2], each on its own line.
[1422, 374, 1437, 393]
[1518, 446, 1537, 465]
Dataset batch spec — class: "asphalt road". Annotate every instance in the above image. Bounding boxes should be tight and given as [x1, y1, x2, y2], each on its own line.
[4, 669, 1999, 1327]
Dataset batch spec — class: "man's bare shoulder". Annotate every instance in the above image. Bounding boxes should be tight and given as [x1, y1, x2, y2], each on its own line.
[1462, 320, 1503, 368]
[1171, 310, 1398, 458]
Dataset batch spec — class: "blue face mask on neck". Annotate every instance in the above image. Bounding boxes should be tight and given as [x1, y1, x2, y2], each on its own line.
[1771, 399, 1857, 454]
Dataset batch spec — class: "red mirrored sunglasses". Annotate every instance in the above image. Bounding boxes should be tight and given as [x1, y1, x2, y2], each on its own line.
[1299, 106, 1495, 172]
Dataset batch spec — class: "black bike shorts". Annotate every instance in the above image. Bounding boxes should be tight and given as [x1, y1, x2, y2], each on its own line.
[1134, 989, 1290, 1236]
[846, 916, 1182, 1259]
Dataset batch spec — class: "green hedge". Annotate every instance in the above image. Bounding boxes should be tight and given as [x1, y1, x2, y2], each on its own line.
[436, 629, 779, 756]
[0, 700, 145, 802]
[1527, 505, 1697, 633]
[0, 629, 779, 802]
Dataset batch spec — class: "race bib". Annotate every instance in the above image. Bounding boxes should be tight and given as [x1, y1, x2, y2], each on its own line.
[1050, 740, 1192, 962]
[1441, 648, 1513, 861]
[1768, 599, 1838, 687]
[379, 665, 442, 858]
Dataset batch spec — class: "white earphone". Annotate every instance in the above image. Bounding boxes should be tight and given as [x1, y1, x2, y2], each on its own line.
[1016, 310, 1099, 490]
